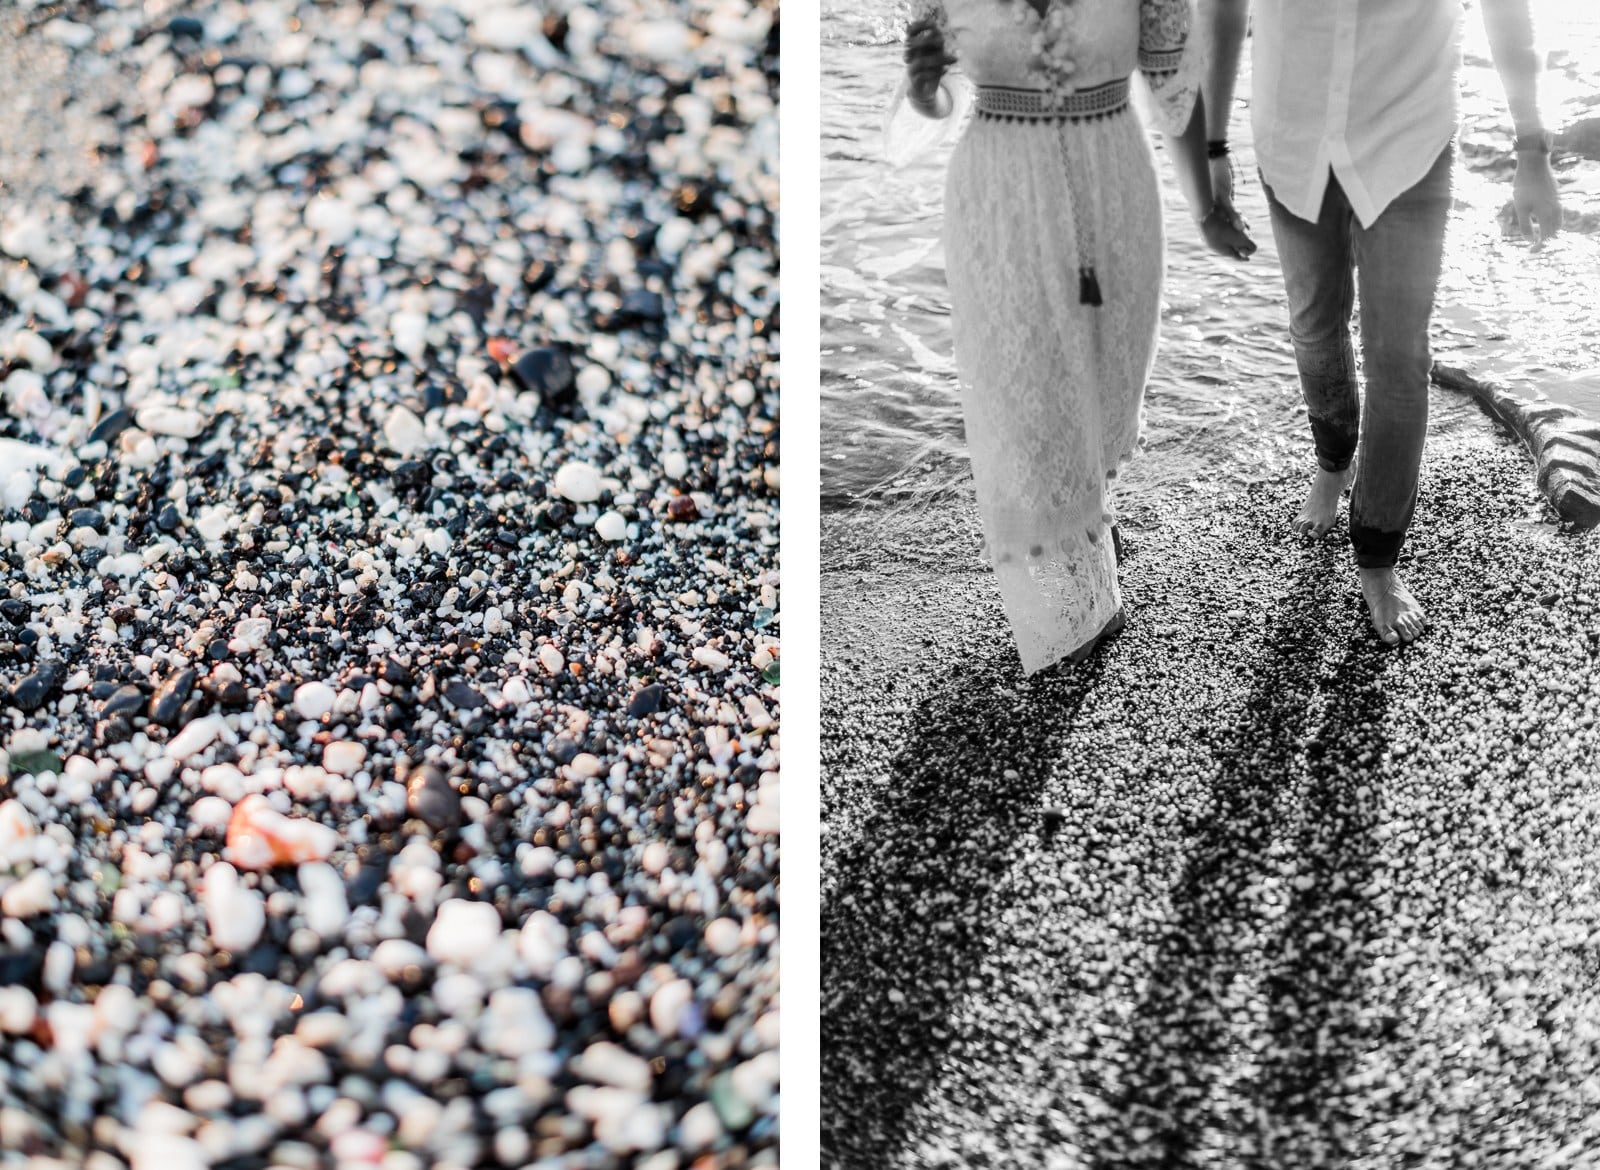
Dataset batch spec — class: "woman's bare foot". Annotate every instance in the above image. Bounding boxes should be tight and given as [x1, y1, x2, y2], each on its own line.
[1359, 568, 1427, 646]
[1068, 608, 1126, 664]
[1294, 466, 1355, 539]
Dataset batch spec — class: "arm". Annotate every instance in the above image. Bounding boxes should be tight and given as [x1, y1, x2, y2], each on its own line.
[1480, 0, 1561, 240]
[1201, 0, 1249, 206]
[1166, 92, 1257, 260]
[904, 13, 957, 119]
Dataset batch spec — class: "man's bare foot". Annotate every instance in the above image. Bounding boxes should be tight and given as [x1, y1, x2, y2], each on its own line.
[1359, 568, 1427, 646]
[1294, 466, 1355, 539]
[1068, 608, 1126, 663]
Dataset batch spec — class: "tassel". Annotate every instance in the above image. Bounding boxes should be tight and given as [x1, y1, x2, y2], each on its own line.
[1079, 266, 1102, 306]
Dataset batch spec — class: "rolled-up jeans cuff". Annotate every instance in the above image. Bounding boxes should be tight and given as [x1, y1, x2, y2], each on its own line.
[1351, 523, 1403, 569]
[1316, 453, 1353, 474]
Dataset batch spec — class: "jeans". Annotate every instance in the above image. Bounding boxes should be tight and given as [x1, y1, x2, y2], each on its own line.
[1263, 145, 1454, 569]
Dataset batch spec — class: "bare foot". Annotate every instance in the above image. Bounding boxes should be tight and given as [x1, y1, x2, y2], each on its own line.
[1359, 568, 1427, 646]
[1294, 466, 1355, 539]
[1068, 608, 1126, 664]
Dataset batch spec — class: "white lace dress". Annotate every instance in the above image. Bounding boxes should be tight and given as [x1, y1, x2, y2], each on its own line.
[902, 0, 1201, 673]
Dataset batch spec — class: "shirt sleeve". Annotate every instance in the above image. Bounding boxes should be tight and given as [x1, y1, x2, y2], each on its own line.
[1136, 0, 1206, 138]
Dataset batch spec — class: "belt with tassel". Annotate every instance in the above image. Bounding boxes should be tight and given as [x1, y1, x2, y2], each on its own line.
[975, 79, 1129, 307]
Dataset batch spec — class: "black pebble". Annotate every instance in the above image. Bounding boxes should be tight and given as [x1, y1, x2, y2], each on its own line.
[380, 658, 414, 687]
[393, 460, 430, 489]
[168, 16, 205, 40]
[148, 667, 197, 727]
[628, 683, 665, 718]
[68, 507, 105, 532]
[407, 765, 461, 831]
[11, 663, 61, 712]
[442, 679, 486, 710]
[101, 684, 146, 719]
[508, 347, 577, 406]
[86, 408, 134, 447]
[0, 600, 27, 626]
[207, 639, 230, 662]
[156, 503, 180, 532]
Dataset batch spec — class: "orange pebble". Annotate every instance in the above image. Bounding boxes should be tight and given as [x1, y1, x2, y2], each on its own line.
[487, 337, 516, 364]
[225, 794, 337, 870]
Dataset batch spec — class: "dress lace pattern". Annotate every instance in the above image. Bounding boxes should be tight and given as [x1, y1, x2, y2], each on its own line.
[893, 0, 1201, 673]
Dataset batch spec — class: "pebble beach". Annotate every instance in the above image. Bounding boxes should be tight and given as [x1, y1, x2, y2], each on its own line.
[823, 418, 1600, 1168]
[0, 2, 779, 1168]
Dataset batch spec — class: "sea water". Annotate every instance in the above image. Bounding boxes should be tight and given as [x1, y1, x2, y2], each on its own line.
[821, 0, 1600, 567]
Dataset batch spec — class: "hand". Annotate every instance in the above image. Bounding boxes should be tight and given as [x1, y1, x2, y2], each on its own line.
[1512, 150, 1562, 245]
[904, 18, 956, 112]
[1200, 203, 1256, 261]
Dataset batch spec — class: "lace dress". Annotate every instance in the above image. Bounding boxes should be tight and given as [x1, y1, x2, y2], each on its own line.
[899, 0, 1202, 673]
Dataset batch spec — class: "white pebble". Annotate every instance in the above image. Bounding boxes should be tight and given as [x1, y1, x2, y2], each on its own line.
[323, 741, 366, 776]
[594, 510, 627, 541]
[204, 863, 264, 952]
[297, 862, 349, 938]
[427, 899, 502, 965]
[554, 460, 603, 503]
[705, 917, 742, 956]
[294, 681, 336, 720]
[538, 643, 565, 675]
[383, 405, 428, 456]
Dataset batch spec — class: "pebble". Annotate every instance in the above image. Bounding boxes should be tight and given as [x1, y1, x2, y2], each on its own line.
[427, 899, 502, 966]
[204, 863, 265, 952]
[135, 403, 205, 439]
[225, 795, 338, 870]
[293, 682, 336, 721]
[322, 741, 366, 776]
[297, 862, 349, 938]
[383, 406, 428, 456]
[508, 347, 577, 405]
[1, 870, 57, 918]
[0, 2, 780, 1161]
[554, 460, 603, 503]
[406, 765, 461, 830]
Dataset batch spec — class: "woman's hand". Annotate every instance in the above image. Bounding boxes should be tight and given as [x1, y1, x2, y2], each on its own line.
[1200, 203, 1256, 261]
[904, 18, 956, 115]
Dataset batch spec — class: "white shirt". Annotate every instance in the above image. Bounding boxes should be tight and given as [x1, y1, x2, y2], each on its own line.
[1250, 0, 1462, 227]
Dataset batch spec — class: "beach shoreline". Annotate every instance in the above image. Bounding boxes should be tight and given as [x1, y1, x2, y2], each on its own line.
[822, 403, 1600, 1168]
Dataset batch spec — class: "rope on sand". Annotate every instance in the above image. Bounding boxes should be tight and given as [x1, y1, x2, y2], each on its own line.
[1432, 362, 1600, 527]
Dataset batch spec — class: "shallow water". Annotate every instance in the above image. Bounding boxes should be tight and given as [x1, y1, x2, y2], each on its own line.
[821, 0, 1600, 563]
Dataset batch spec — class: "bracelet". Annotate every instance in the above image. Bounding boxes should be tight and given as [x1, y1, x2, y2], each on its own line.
[1206, 139, 1230, 159]
[1514, 129, 1552, 154]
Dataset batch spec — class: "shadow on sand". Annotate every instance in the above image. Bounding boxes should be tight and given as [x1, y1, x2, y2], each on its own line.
[821, 644, 1108, 1170]
[1079, 556, 1396, 1169]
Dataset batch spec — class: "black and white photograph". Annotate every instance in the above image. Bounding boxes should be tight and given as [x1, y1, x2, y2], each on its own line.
[822, 0, 1600, 1165]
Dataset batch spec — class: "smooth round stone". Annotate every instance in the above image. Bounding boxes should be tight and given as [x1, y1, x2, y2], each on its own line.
[426, 899, 502, 965]
[149, 668, 198, 727]
[573, 1041, 652, 1091]
[1, 870, 57, 918]
[297, 862, 349, 938]
[705, 918, 742, 956]
[594, 510, 627, 541]
[553, 460, 603, 503]
[294, 681, 336, 721]
[86, 408, 134, 447]
[508, 347, 576, 405]
[649, 978, 692, 1036]
[406, 766, 460, 830]
[323, 741, 366, 776]
[627, 683, 664, 718]
[6, 329, 54, 369]
[537, 644, 564, 676]
[135, 402, 205, 439]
